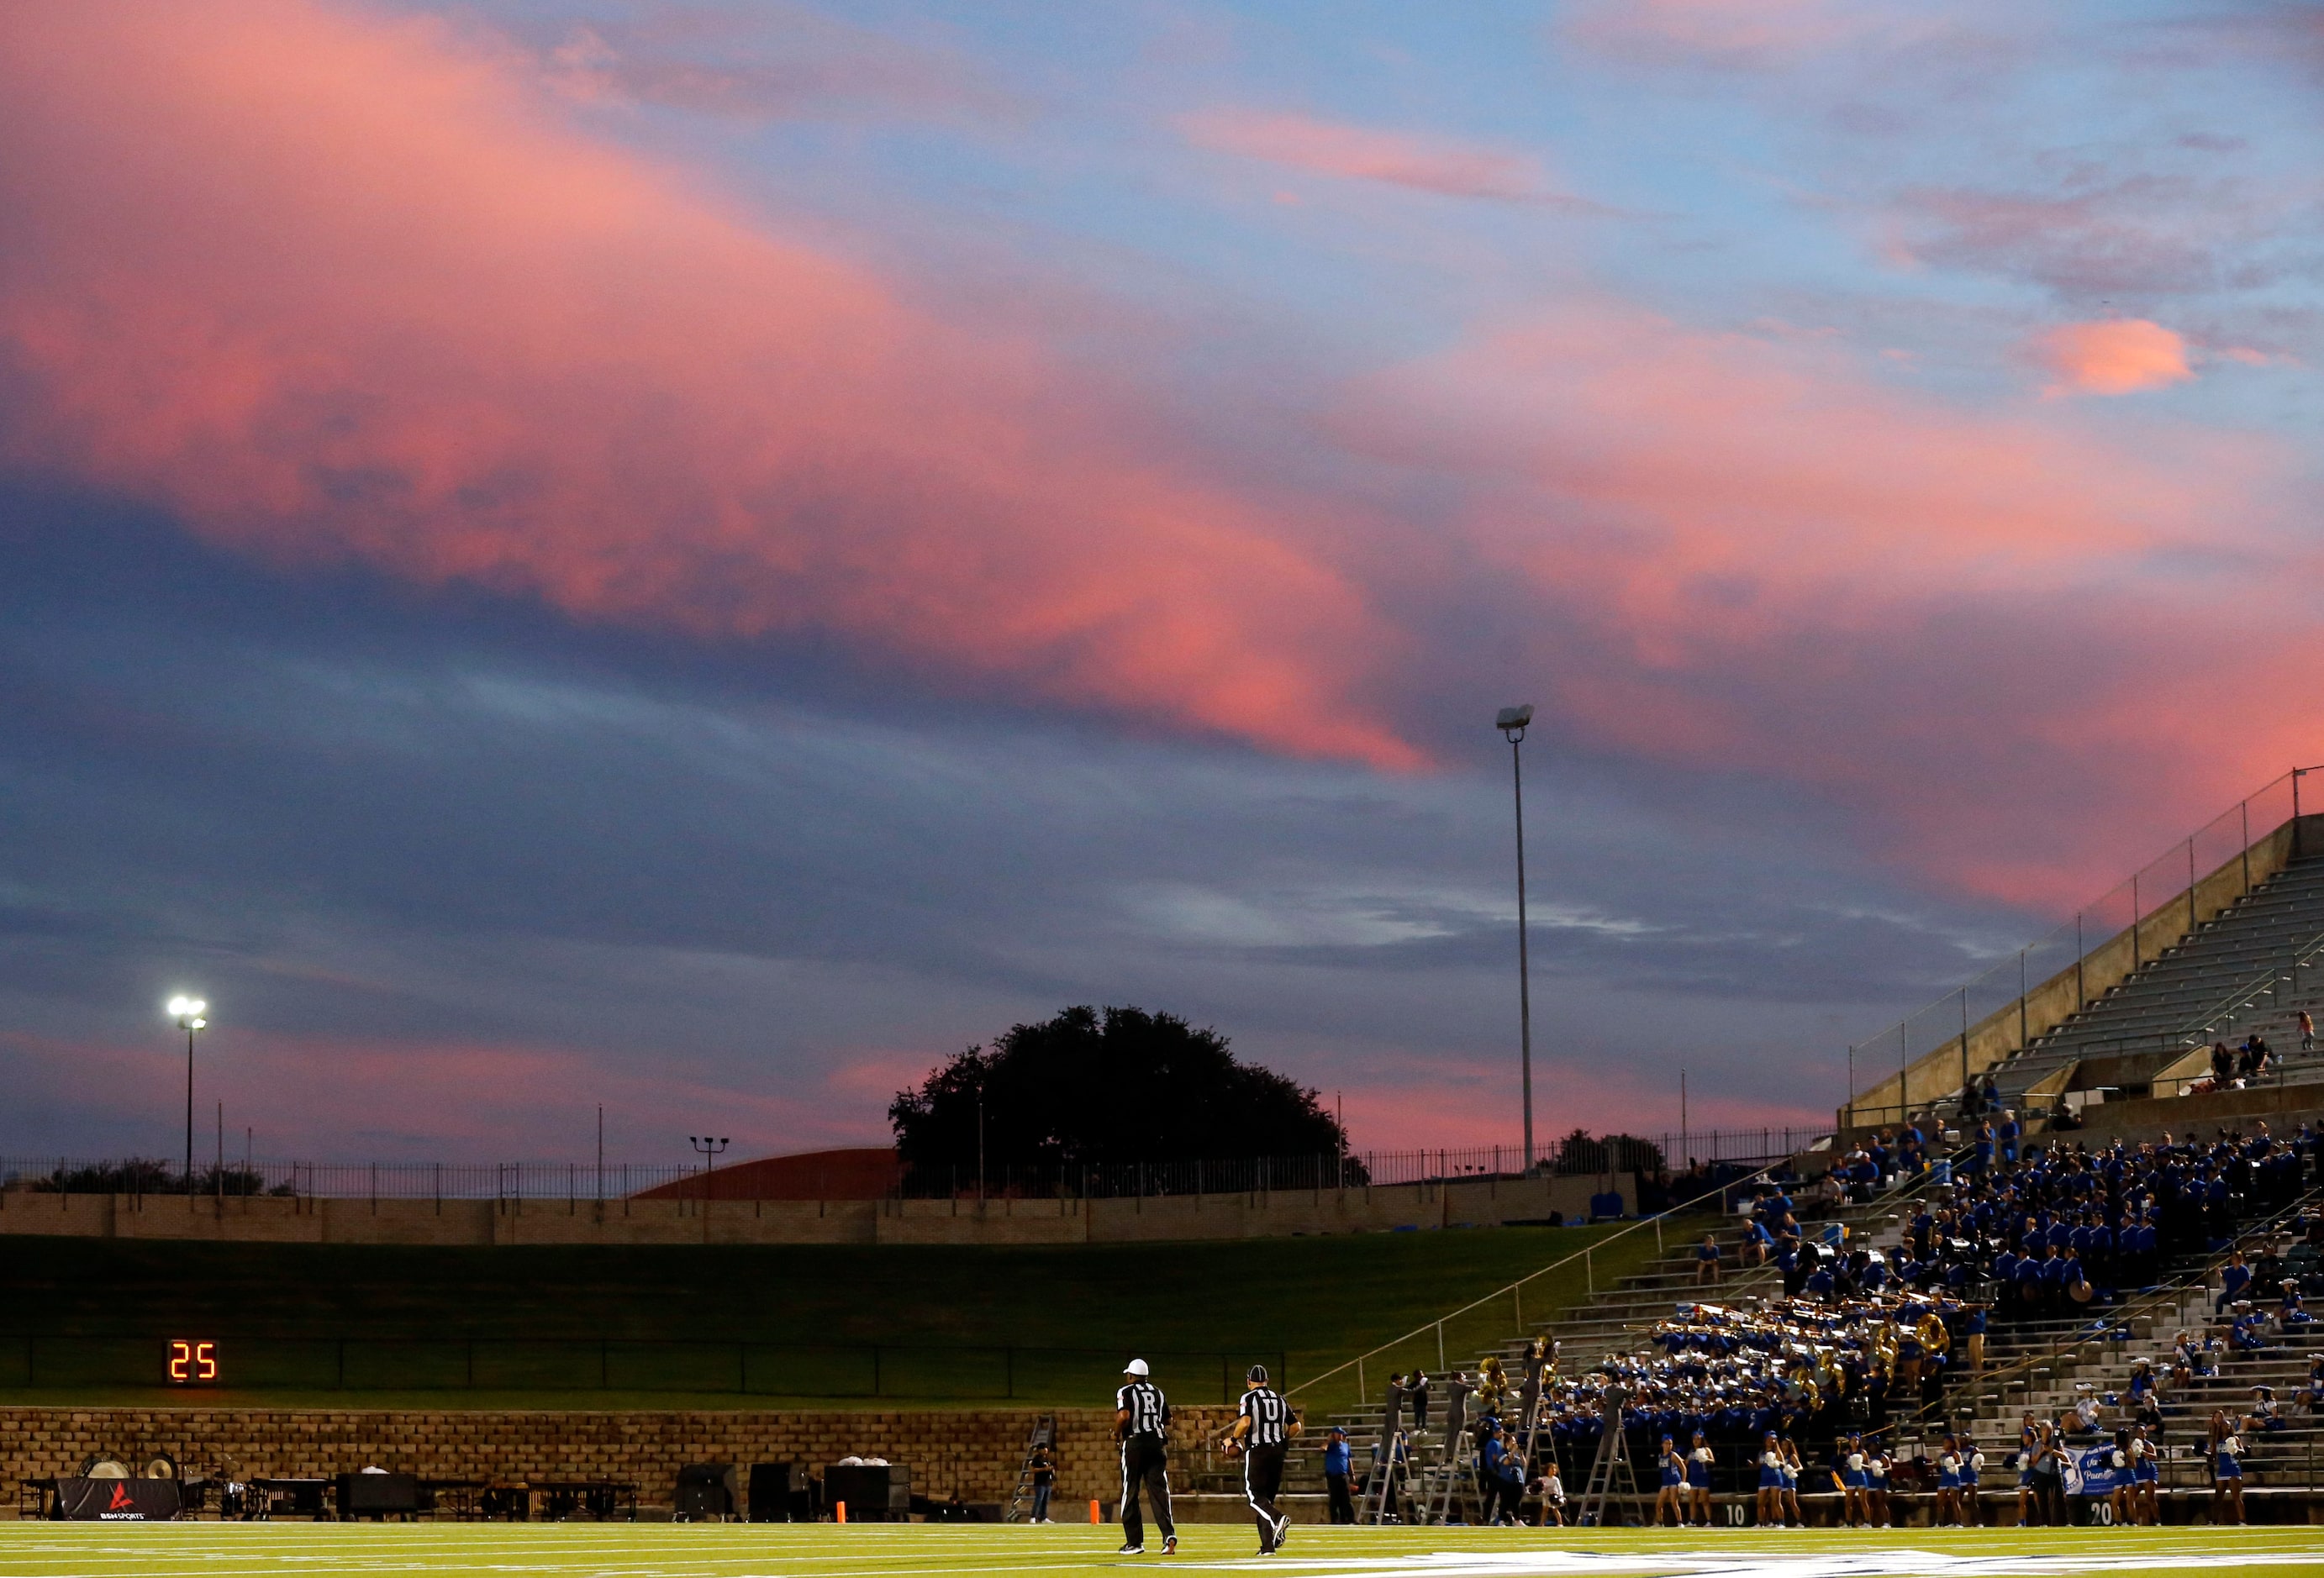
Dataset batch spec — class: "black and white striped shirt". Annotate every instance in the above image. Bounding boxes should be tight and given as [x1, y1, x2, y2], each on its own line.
[1239, 1387, 1291, 1447]
[1117, 1380, 1169, 1439]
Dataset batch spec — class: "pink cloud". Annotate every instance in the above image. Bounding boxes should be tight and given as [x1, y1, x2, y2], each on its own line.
[0, 2, 2312, 928]
[0, 1, 1419, 771]
[1179, 108, 1580, 206]
[1343, 302, 2312, 900]
[1561, 0, 1938, 68]
[538, 9, 1019, 126]
[2031, 318, 2196, 397]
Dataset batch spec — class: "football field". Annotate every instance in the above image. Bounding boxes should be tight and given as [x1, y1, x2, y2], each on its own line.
[1, 1523, 2322, 1578]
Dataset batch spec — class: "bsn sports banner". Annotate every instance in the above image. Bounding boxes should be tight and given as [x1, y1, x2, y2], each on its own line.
[2061, 1445, 2128, 1496]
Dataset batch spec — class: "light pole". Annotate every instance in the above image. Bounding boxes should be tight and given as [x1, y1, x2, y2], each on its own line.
[689, 1135, 729, 1244]
[167, 996, 208, 1195]
[1495, 705, 1536, 1171]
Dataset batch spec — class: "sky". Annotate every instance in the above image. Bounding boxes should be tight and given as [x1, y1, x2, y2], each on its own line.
[0, 0, 2318, 1169]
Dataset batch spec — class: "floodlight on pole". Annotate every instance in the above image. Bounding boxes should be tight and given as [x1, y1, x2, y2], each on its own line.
[1494, 706, 1536, 1170]
[689, 1135, 730, 1244]
[167, 996, 208, 1196]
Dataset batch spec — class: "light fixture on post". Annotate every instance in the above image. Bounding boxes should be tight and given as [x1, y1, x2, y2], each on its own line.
[688, 1135, 730, 1244]
[1494, 705, 1536, 1172]
[167, 996, 208, 1197]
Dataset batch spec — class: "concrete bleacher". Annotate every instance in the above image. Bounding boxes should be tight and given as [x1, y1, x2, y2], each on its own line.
[1283, 1122, 2324, 1524]
[1942, 850, 2324, 1134]
[1984, 846, 2324, 1118]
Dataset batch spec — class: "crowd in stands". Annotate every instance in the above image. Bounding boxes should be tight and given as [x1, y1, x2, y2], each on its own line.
[1357, 1121, 2324, 1527]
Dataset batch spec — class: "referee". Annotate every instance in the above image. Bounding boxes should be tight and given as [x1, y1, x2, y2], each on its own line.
[1115, 1359, 1176, 1555]
[1223, 1363, 1299, 1554]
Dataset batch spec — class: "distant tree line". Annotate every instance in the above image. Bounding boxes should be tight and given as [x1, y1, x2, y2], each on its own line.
[1550, 1127, 1667, 1176]
[23, 1160, 290, 1196]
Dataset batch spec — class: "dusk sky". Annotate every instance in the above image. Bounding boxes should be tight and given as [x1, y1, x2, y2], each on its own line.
[2, 1, 2318, 1168]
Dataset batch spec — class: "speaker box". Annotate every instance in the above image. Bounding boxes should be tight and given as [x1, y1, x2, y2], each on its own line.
[824, 1463, 910, 1523]
[747, 1463, 798, 1523]
[674, 1463, 739, 1521]
[336, 1472, 420, 1518]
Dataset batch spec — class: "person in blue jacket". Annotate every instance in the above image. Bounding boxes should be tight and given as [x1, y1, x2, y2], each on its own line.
[1322, 1427, 1353, 1524]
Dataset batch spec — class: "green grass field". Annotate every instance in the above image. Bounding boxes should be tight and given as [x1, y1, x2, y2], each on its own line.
[0, 1222, 1668, 1412]
[0, 1523, 2321, 1578]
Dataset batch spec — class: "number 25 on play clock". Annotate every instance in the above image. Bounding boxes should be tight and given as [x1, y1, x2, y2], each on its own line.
[166, 1339, 219, 1385]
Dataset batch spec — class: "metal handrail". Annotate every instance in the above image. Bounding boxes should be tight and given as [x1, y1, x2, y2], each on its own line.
[1294, 1141, 1970, 1413]
[1283, 1160, 1789, 1407]
[2169, 928, 2324, 1049]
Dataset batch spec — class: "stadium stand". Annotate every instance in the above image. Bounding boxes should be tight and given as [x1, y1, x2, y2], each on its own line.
[1288, 1123, 2324, 1525]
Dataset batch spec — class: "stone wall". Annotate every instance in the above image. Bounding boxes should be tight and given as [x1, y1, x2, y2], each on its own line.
[0, 1404, 1241, 1518]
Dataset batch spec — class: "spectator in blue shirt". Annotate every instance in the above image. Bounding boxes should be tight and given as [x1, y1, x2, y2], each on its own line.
[1323, 1428, 1353, 1524]
[2219, 1250, 2252, 1314]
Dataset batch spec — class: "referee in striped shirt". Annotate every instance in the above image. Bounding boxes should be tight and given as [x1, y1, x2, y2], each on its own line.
[1115, 1359, 1176, 1555]
[1224, 1364, 1300, 1554]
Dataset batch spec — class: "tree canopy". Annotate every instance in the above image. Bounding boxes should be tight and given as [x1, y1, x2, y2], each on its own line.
[888, 1004, 1348, 1181]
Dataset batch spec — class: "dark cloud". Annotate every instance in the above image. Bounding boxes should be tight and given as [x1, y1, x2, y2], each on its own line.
[0, 480, 2028, 1159]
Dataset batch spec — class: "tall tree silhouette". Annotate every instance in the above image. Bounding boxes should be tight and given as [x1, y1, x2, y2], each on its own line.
[890, 1005, 1349, 1181]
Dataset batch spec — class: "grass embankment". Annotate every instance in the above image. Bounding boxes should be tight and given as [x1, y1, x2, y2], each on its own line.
[0, 1218, 1680, 1412]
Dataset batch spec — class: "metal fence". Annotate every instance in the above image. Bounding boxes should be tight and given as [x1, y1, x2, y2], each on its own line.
[0, 1158, 694, 1202]
[0, 1125, 1832, 1205]
[1842, 765, 2320, 1120]
[0, 1335, 1281, 1403]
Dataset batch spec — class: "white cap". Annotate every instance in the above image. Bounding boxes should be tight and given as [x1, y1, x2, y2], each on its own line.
[1124, 1358, 1149, 1376]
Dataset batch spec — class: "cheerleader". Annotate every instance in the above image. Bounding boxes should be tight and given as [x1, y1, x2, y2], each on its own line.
[1686, 1428, 1714, 1527]
[1755, 1431, 1784, 1528]
[1779, 1438, 1805, 1528]
[2014, 1414, 2039, 1527]
[1934, 1434, 1962, 1528]
[2106, 1428, 2132, 1528]
[1839, 1432, 1870, 1528]
[1655, 1434, 1686, 1527]
[2211, 1410, 2246, 1524]
[1867, 1444, 1890, 1528]
[2129, 1424, 2158, 1526]
[1962, 1439, 1984, 1528]
[1534, 1465, 1565, 1528]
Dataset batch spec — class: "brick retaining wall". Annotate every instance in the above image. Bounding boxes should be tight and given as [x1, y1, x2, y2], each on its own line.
[0, 1405, 1240, 1517]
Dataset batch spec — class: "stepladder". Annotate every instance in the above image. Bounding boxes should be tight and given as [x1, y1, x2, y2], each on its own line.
[1573, 1386, 1636, 1528]
[1003, 1413, 1058, 1523]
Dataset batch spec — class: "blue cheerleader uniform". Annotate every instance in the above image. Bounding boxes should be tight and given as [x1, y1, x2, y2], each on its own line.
[1686, 1447, 1712, 1490]
[2216, 1437, 2243, 1481]
[1757, 1449, 1784, 1491]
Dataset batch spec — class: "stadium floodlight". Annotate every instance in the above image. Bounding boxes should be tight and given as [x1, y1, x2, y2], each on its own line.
[689, 1135, 731, 1244]
[1494, 706, 1536, 1170]
[168, 995, 209, 1197]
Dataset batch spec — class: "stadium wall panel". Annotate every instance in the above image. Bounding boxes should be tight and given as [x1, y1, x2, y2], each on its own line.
[0, 1173, 1606, 1247]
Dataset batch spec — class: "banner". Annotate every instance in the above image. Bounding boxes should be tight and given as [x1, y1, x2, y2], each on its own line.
[2060, 1446, 2127, 1496]
[50, 1478, 181, 1521]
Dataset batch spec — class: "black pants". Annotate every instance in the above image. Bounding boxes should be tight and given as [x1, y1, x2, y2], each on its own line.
[1244, 1443, 1287, 1550]
[1120, 1436, 1173, 1548]
[1325, 1473, 1353, 1524]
